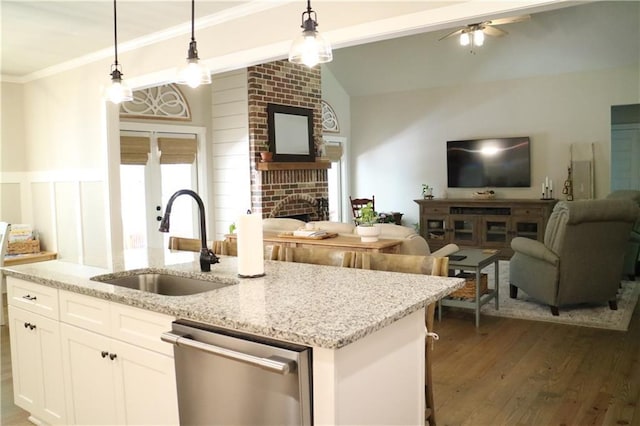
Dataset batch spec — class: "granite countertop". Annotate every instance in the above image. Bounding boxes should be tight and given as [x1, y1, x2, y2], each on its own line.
[1, 249, 465, 349]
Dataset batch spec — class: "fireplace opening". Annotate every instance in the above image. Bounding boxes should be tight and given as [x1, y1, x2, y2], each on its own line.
[277, 213, 311, 222]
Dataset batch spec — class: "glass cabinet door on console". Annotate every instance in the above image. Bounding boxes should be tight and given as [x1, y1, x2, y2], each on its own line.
[481, 216, 510, 248]
[424, 217, 448, 246]
[449, 216, 479, 246]
[512, 217, 543, 241]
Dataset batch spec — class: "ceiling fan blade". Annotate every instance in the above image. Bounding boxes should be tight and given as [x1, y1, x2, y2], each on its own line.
[483, 26, 508, 37]
[438, 28, 464, 41]
[485, 14, 530, 26]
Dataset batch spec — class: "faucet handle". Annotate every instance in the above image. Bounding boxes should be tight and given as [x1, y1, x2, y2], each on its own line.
[199, 248, 220, 272]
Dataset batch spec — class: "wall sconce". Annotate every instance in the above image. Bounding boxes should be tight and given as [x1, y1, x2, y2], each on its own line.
[176, 0, 211, 88]
[288, 0, 332, 68]
[105, 0, 132, 104]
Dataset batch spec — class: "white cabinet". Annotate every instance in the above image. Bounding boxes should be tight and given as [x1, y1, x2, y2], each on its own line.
[7, 278, 67, 425]
[59, 291, 179, 425]
[7, 276, 178, 425]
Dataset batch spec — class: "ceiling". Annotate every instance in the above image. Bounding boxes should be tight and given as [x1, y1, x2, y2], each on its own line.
[3, 0, 636, 95]
[326, 1, 640, 97]
[1, 1, 255, 77]
[1, 0, 573, 81]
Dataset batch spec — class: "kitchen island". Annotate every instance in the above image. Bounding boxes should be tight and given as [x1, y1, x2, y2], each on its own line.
[2, 250, 464, 425]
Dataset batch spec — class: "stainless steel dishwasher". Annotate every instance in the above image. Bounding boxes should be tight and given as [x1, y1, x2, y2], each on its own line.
[162, 320, 312, 425]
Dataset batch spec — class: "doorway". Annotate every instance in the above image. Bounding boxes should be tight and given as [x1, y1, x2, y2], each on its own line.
[119, 123, 207, 250]
[611, 104, 640, 191]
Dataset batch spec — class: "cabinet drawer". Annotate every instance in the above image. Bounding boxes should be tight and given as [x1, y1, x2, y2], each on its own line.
[110, 303, 175, 356]
[422, 206, 448, 214]
[59, 290, 111, 336]
[512, 207, 542, 216]
[7, 277, 59, 320]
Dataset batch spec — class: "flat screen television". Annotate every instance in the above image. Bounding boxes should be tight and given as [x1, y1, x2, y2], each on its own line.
[446, 137, 531, 188]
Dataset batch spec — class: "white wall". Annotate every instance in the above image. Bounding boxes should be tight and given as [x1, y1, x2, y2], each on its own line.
[350, 65, 640, 227]
[1, 82, 26, 223]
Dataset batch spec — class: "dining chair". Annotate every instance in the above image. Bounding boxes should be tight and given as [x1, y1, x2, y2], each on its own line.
[168, 236, 201, 252]
[349, 195, 375, 224]
[353, 251, 446, 426]
[277, 246, 354, 267]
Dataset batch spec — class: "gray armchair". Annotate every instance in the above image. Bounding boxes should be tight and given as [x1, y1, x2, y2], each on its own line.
[606, 190, 640, 280]
[509, 199, 640, 315]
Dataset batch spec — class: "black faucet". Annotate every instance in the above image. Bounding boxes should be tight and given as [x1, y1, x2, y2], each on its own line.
[158, 189, 219, 272]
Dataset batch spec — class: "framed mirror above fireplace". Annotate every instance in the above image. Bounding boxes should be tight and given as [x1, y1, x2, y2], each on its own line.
[267, 103, 315, 162]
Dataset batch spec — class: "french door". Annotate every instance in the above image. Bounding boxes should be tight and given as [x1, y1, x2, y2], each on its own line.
[119, 130, 200, 250]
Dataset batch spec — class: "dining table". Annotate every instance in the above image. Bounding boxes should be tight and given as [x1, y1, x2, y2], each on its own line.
[226, 231, 403, 254]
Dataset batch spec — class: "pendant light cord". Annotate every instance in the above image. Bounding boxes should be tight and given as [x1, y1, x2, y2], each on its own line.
[113, 0, 119, 66]
[191, 0, 196, 43]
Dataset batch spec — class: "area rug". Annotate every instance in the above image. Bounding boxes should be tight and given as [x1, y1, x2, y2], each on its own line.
[477, 261, 639, 331]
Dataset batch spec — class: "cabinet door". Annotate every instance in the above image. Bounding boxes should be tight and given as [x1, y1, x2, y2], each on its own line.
[8, 306, 67, 424]
[448, 215, 479, 246]
[8, 306, 41, 414]
[511, 216, 543, 241]
[423, 215, 449, 250]
[481, 216, 510, 248]
[112, 339, 180, 425]
[61, 324, 119, 425]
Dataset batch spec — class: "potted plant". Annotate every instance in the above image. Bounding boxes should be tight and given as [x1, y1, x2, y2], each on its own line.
[422, 184, 434, 199]
[257, 139, 273, 162]
[355, 202, 380, 242]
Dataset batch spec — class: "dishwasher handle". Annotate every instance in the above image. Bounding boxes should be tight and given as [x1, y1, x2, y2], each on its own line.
[161, 331, 296, 375]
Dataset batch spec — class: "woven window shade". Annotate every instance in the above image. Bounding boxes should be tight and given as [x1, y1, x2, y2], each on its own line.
[324, 144, 343, 162]
[158, 137, 197, 164]
[120, 136, 150, 165]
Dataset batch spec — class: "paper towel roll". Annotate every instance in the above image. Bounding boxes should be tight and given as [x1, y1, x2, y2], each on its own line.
[237, 211, 265, 277]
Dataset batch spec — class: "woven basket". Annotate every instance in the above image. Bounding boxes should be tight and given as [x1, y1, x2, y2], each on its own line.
[450, 272, 488, 299]
[7, 240, 40, 255]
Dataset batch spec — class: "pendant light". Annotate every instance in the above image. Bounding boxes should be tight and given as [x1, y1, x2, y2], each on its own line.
[288, 0, 332, 68]
[176, 0, 211, 88]
[106, 0, 133, 104]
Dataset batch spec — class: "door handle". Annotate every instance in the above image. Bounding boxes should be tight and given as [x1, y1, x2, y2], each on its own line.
[161, 332, 296, 375]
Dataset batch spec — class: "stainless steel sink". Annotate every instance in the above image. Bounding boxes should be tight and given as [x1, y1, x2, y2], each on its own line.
[90, 272, 234, 296]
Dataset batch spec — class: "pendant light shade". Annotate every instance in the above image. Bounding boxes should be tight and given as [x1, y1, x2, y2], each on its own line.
[106, 0, 133, 104]
[288, 0, 332, 68]
[176, 0, 211, 88]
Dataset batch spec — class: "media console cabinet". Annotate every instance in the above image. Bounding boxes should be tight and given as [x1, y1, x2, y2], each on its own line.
[414, 198, 558, 260]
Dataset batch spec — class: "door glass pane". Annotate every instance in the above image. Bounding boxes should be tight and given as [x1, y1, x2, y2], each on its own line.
[453, 219, 474, 241]
[160, 163, 197, 245]
[121, 165, 147, 249]
[485, 220, 507, 243]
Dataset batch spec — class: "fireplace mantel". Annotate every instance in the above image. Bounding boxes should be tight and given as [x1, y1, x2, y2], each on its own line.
[256, 161, 331, 171]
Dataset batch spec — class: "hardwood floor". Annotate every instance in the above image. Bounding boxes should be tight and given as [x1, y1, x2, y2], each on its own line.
[1, 292, 639, 425]
[432, 298, 640, 426]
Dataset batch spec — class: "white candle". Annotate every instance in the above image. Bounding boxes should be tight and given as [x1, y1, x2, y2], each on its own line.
[545, 176, 549, 187]
[549, 180, 553, 191]
[541, 183, 545, 194]
[237, 211, 264, 277]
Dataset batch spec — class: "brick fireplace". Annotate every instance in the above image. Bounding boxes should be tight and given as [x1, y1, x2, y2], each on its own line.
[247, 60, 328, 220]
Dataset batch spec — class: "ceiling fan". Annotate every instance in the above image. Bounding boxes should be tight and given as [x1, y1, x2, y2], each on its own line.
[439, 15, 530, 48]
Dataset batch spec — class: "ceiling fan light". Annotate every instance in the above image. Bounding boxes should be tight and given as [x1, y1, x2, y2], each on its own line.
[473, 29, 485, 46]
[459, 32, 470, 46]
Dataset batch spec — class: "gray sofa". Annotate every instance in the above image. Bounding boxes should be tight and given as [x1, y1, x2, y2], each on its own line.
[509, 199, 640, 315]
[262, 218, 459, 257]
